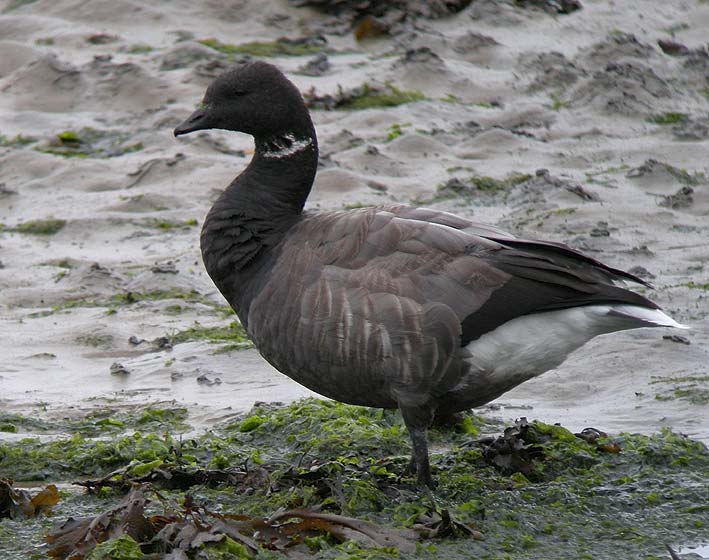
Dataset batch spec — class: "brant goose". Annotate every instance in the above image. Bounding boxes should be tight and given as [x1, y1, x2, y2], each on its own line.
[175, 61, 686, 487]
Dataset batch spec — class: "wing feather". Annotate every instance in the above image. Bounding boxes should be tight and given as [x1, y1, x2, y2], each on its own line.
[246, 206, 655, 404]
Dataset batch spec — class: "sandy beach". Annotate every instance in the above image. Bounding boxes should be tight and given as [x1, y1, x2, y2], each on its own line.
[1, 0, 708, 445]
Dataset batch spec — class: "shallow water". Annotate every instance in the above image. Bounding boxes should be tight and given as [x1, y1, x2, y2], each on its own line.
[2, 328, 707, 445]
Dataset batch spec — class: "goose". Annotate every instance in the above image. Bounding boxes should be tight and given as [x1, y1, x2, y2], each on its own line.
[174, 61, 686, 487]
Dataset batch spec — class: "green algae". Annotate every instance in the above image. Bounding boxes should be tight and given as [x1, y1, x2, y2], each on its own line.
[654, 386, 709, 406]
[468, 174, 531, 191]
[0, 413, 52, 433]
[141, 217, 198, 230]
[0, 133, 36, 147]
[384, 122, 411, 142]
[585, 164, 630, 177]
[585, 164, 631, 186]
[0, 406, 189, 443]
[416, 173, 532, 206]
[305, 83, 425, 111]
[168, 320, 252, 350]
[126, 44, 153, 54]
[237, 415, 265, 432]
[165, 303, 187, 314]
[4, 218, 66, 235]
[58, 130, 79, 142]
[228, 400, 411, 457]
[668, 166, 705, 186]
[440, 93, 461, 104]
[24, 287, 250, 351]
[2, 400, 708, 559]
[32, 288, 219, 317]
[341, 84, 425, 110]
[136, 407, 189, 428]
[110, 289, 205, 306]
[86, 33, 118, 45]
[74, 333, 114, 348]
[0, 432, 176, 481]
[34, 128, 143, 159]
[549, 90, 568, 111]
[204, 537, 251, 559]
[87, 535, 145, 559]
[647, 112, 689, 125]
[628, 161, 707, 186]
[684, 281, 709, 291]
[199, 38, 323, 57]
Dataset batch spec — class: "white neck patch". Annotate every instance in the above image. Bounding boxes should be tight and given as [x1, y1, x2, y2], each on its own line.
[262, 132, 313, 159]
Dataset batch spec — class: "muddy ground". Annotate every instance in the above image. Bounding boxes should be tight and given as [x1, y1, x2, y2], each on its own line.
[0, 0, 708, 558]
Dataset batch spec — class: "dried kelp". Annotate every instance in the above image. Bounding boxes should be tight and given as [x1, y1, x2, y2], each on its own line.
[46, 483, 470, 558]
[0, 478, 60, 519]
[46, 485, 155, 559]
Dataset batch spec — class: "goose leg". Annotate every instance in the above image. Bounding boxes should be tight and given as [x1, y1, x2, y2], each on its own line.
[399, 405, 435, 488]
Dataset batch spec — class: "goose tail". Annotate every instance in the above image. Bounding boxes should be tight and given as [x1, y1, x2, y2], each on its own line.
[606, 305, 689, 329]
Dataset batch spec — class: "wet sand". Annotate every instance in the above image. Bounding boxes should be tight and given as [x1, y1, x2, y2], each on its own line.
[1, 0, 707, 442]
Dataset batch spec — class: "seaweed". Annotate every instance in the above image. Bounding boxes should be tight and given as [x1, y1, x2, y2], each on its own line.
[0, 133, 36, 147]
[651, 374, 709, 405]
[86, 33, 118, 45]
[647, 112, 689, 125]
[549, 90, 568, 110]
[305, 83, 425, 111]
[199, 37, 325, 57]
[139, 217, 198, 230]
[35, 128, 144, 159]
[126, 44, 152, 54]
[28, 288, 225, 319]
[684, 282, 709, 291]
[415, 173, 532, 206]
[626, 159, 707, 186]
[0, 406, 189, 442]
[167, 320, 252, 350]
[0, 479, 60, 520]
[2, 400, 708, 559]
[3, 219, 66, 235]
[384, 122, 411, 142]
[344, 85, 424, 110]
[74, 334, 114, 348]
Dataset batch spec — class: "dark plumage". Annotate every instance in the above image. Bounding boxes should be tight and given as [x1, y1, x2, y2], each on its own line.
[175, 61, 684, 487]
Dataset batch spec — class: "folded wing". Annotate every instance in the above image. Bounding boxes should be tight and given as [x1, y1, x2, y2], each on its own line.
[246, 207, 657, 404]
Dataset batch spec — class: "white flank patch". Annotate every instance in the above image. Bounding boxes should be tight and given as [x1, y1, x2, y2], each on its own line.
[263, 133, 313, 159]
[464, 304, 687, 387]
[608, 304, 689, 329]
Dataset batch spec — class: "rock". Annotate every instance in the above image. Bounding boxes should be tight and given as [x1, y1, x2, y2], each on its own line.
[662, 334, 690, 345]
[110, 362, 130, 375]
[660, 186, 694, 209]
[297, 53, 330, 76]
[151, 262, 178, 274]
[627, 266, 656, 280]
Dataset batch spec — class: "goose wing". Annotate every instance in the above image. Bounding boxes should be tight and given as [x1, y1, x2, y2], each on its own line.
[380, 203, 651, 287]
[246, 207, 655, 405]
